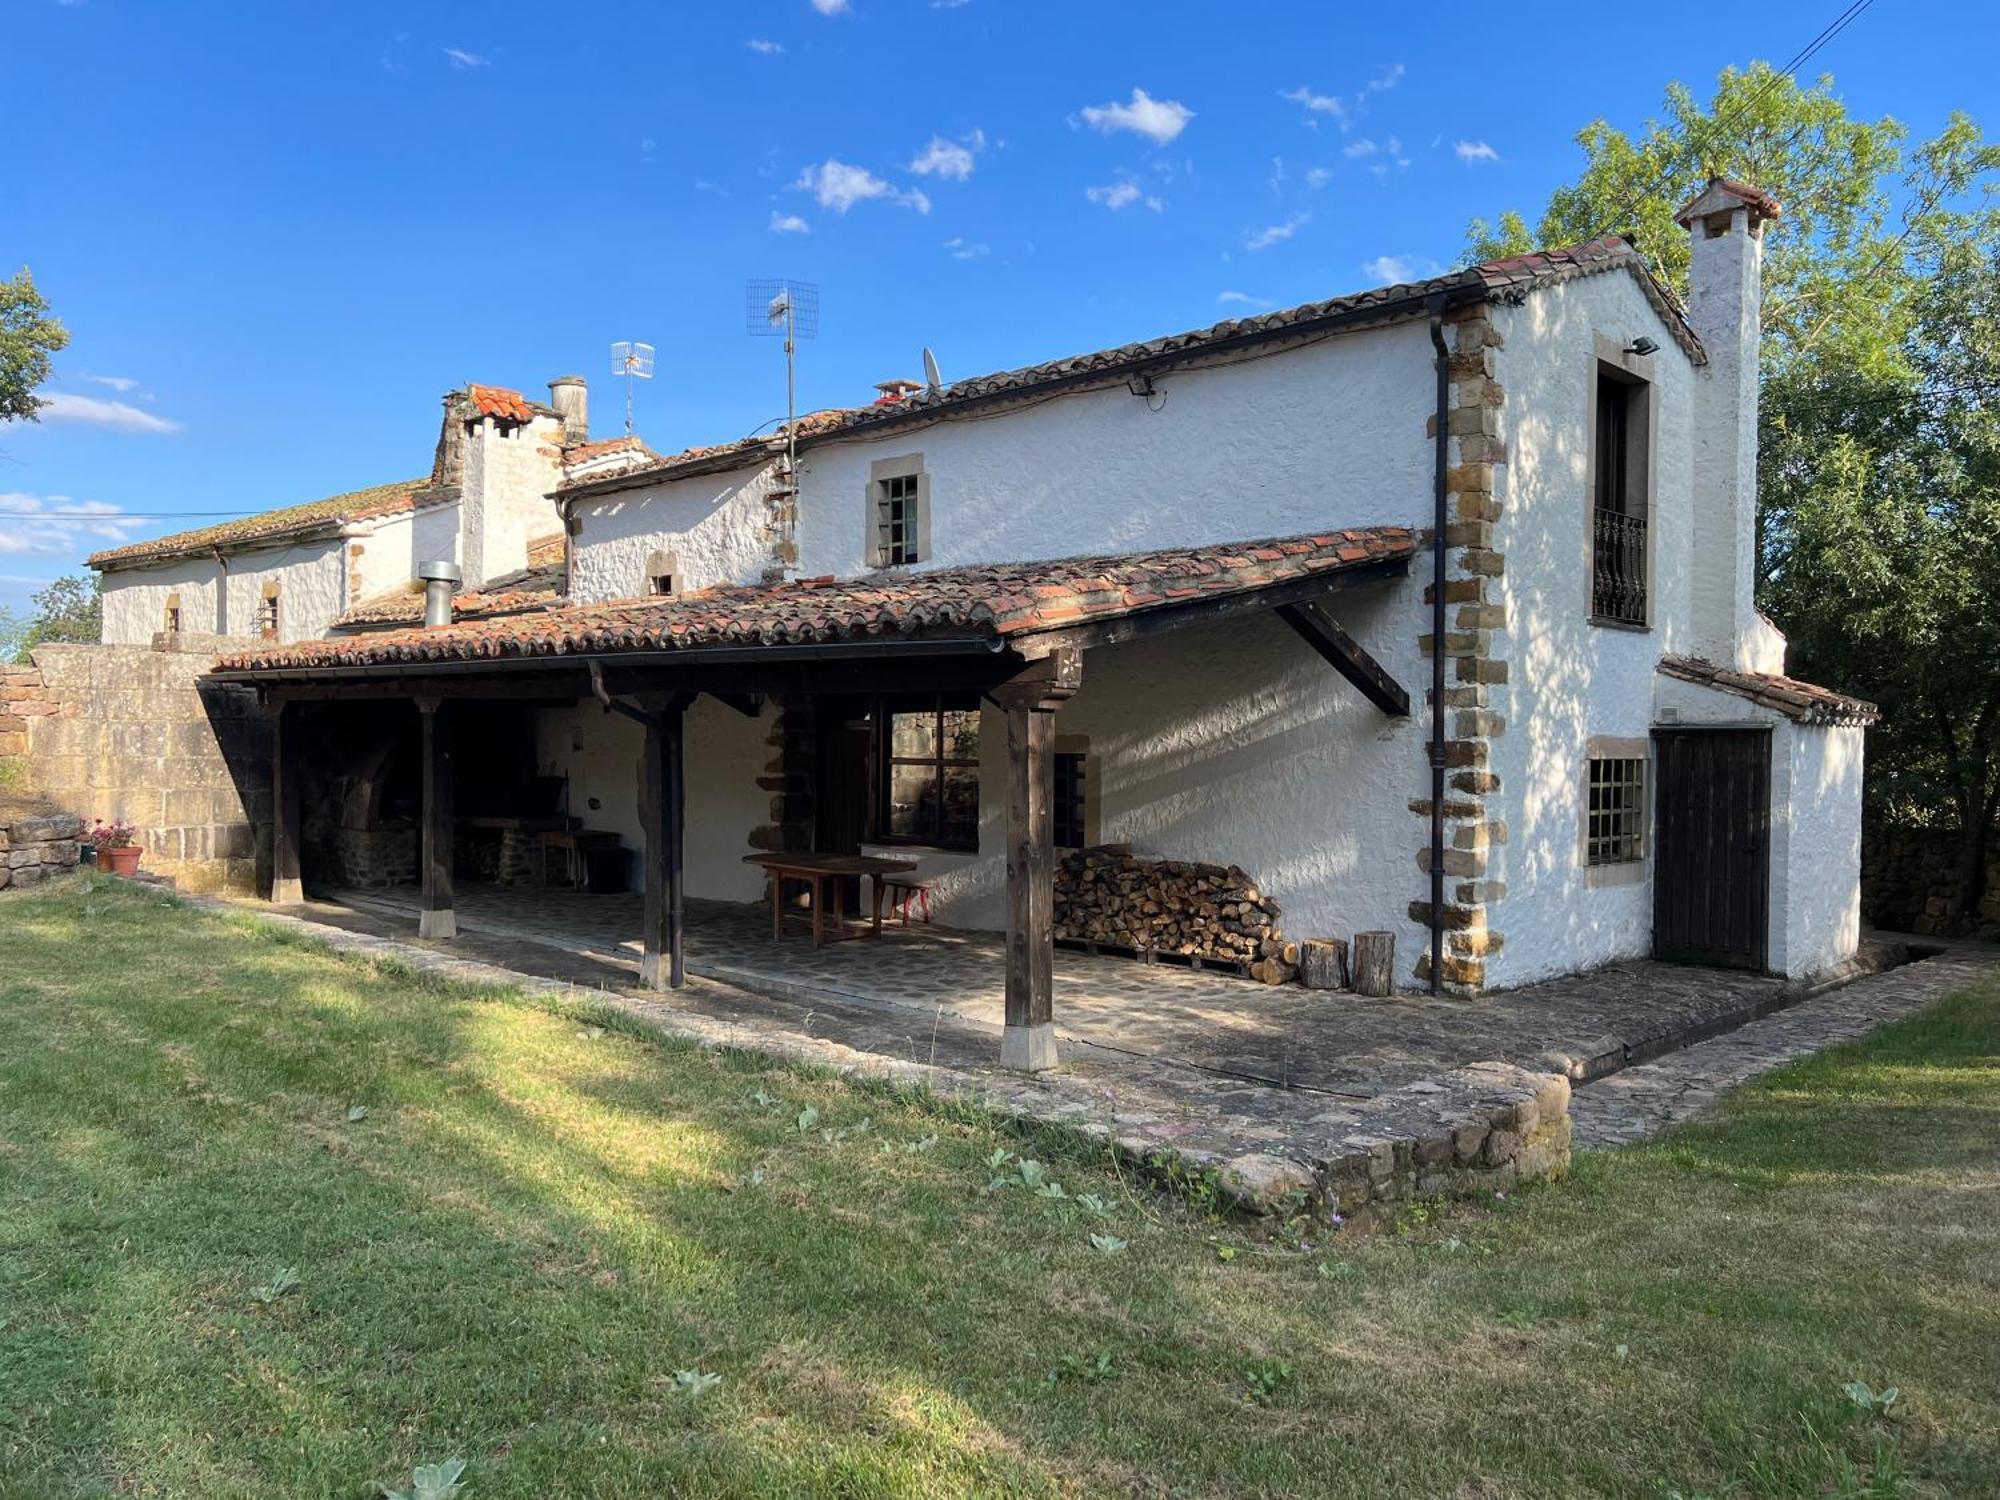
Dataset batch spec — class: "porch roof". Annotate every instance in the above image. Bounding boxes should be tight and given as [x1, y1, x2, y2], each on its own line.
[1657, 654, 1879, 727]
[209, 525, 1415, 679]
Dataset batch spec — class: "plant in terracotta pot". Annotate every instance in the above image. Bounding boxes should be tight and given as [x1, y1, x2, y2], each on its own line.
[87, 818, 142, 876]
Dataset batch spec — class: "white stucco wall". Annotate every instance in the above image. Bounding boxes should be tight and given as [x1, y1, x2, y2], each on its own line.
[102, 555, 226, 643]
[463, 412, 566, 589]
[1777, 722, 1864, 978]
[101, 535, 347, 645]
[533, 696, 774, 903]
[569, 461, 782, 604]
[1483, 270, 1700, 987]
[347, 502, 464, 609]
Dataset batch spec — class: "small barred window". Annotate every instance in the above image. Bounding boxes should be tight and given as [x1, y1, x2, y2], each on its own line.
[1586, 756, 1646, 865]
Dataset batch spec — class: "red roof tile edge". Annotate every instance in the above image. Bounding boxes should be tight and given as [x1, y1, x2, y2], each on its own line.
[215, 525, 1416, 675]
[1658, 654, 1878, 727]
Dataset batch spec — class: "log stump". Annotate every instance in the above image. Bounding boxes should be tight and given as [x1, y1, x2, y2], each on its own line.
[1299, 937, 1348, 991]
[1352, 931, 1395, 997]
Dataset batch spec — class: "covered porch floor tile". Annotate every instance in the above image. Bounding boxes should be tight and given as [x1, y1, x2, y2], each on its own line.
[316, 883, 1793, 1099]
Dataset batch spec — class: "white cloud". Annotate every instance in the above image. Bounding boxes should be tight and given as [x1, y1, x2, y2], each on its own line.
[38, 393, 182, 434]
[809, 0, 849, 13]
[1217, 290, 1271, 308]
[1343, 138, 1378, 159]
[794, 159, 930, 214]
[1281, 65, 1403, 131]
[0, 493, 143, 558]
[943, 237, 989, 260]
[85, 374, 139, 393]
[1305, 166, 1332, 189]
[1085, 180, 1163, 212]
[1077, 88, 1193, 146]
[1454, 139, 1499, 163]
[443, 47, 487, 68]
[909, 129, 985, 181]
[746, 37, 784, 54]
[769, 212, 810, 234]
[1243, 214, 1309, 252]
[1362, 253, 1441, 284]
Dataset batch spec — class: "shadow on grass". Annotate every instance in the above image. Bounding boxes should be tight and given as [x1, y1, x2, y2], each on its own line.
[0, 877, 1995, 1499]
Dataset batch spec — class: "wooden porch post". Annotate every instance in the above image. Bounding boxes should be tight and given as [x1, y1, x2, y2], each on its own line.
[268, 699, 303, 905]
[990, 647, 1082, 1072]
[639, 695, 689, 989]
[416, 696, 456, 940]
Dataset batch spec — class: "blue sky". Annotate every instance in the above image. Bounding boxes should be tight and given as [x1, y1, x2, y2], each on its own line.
[3, 0, 1993, 614]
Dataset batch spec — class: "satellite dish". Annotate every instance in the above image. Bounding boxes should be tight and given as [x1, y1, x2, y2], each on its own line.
[921, 346, 944, 394]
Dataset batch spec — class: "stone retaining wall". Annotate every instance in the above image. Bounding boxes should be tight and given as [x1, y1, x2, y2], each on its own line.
[2, 642, 268, 893]
[0, 812, 84, 891]
[1862, 824, 2000, 937]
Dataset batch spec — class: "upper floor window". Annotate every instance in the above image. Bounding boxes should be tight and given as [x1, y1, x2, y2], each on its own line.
[1590, 354, 1653, 627]
[162, 593, 182, 637]
[869, 456, 929, 568]
[257, 585, 280, 640]
[645, 549, 678, 596]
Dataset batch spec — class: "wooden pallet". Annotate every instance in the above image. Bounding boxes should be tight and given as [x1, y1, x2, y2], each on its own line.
[1054, 936, 1254, 981]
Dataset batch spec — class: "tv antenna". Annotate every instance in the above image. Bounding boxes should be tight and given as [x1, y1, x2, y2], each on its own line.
[746, 279, 820, 576]
[610, 340, 655, 436]
[922, 346, 944, 394]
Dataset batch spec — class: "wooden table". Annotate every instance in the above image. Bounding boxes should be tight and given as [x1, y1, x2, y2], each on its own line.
[742, 851, 918, 948]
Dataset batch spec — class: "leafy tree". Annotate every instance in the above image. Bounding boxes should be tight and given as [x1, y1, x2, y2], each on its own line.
[0, 607, 26, 666]
[1466, 64, 2000, 926]
[20, 574, 101, 651]
[0, 269, 68, 424]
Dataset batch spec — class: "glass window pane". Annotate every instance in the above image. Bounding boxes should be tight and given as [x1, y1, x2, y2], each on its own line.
[941, 708, 980, 762]
[890, 710, 936, 759]
[888, 764, 934, 838]
[939, 764, 979, 846]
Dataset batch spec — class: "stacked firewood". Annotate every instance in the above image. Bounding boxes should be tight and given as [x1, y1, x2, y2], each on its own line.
[1054, 844, 1300, 984]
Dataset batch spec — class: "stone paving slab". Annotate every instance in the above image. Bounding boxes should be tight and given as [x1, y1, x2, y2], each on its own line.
[329, 885, 1804, 1097]
[1571, 946, 1998, 1147]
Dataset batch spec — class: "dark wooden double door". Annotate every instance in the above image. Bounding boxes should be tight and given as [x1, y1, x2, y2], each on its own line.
[1652, 728, 1771, 971]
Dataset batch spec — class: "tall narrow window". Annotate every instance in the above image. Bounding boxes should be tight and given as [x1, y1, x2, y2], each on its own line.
[1053, 751, 1087, 850]
[163, 593, 182, 637]
[878, 472, 921, 565]
[1586, 755, 1647, 866]
[875, 695, 979, 851]
[257, 585, 280, 640]
[1591, 364, 1650, 626]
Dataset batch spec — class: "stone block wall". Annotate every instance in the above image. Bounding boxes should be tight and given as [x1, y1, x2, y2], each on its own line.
[3, 643, 269, 893]
[1410, 306, 1511, 996]
[1862, 825, 2000, 936]
[0, 812, 83, 891]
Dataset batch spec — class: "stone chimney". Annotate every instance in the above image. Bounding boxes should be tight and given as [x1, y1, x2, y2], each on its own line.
[1677, 177, 1783, 672]
[549, 375, 588, 444]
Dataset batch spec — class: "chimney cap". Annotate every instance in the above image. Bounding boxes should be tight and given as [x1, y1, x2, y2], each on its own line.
[416, 559, 463, 585]
[550, 373, 587, 387]
[1675, 176, 1783, 229]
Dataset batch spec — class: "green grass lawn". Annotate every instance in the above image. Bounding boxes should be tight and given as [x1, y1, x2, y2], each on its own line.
[1, 877, 1995, 1499]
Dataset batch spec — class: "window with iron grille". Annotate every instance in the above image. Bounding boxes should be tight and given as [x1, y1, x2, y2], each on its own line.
[257, 589, 280, 640]
[163, 595, 182, 636]
[1053, 751, 1086, 850]
[1591, 367, 1649, 625]
[1586, 755, 1647, 865]
[877, 473, 920, 565]
[874, 695, 979, 851]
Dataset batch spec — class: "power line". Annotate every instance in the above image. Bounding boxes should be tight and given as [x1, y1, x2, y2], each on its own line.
[0, 508, 265, 519]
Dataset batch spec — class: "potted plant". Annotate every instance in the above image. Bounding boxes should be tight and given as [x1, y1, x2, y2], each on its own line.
[87, 818, 142, 876]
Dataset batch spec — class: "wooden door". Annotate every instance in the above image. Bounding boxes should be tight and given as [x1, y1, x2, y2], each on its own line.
[1652, 728, 1771, 970]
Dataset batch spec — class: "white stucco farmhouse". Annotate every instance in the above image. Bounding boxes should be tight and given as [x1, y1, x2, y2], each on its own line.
[98, 177, 1877, 1069]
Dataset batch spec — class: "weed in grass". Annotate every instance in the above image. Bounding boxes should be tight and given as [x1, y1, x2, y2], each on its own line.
[1044, 1349, 1118, 1388]
[381, 1457, 467, 1500]
[1243, 1360, 1296, 1405]
[1088, 1232, 1128, 1255]
[252, 1266, 301, 1304]
[673, 1369, 723, 1398]
[1843, 1381, 1901, 1417]
[792, 1105, 819, 1134]
[346, 1103, 369, 1122]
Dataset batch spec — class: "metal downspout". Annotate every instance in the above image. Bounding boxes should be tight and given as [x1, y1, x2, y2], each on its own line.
[1426, 298, 1450, 996]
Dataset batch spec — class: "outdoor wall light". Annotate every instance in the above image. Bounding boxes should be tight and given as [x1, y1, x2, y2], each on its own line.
[1624, 336, 1661, 357]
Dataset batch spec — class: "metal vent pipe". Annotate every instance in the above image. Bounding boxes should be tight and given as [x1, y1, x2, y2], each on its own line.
[417, 560, 462, 629]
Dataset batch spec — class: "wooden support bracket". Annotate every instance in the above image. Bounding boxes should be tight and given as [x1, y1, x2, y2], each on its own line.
[1275, 601, 1410, 717]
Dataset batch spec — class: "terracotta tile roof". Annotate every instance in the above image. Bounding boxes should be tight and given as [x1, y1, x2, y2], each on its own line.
[1658, 655, 1878, 727]
[215, 525, 1416, 674]
[335, 533, 568, 629]
[563, 237, 1698, 499]
[90, 478, 438, 570]
[466, 384, 537, 423]
[1676, 176, 1783, 225]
